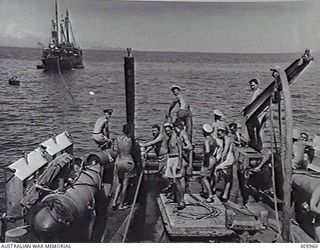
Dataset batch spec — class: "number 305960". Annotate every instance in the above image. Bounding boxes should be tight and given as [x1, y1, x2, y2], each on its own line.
[301, 244, 318, 248]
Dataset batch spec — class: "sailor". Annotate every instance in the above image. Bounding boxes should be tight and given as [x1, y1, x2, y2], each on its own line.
[244, 78, 265, 151]
[200, 124, 218, 203]
[214, 126, 234, 202]
[164, 122, 186, 210]
[167, 85, 193, 142]
[141, 124, 169, 177]
[173, 120, 193, 194]
[292, 128, 308, 170]
[212, 109, 225, 139]
[112, 124, 136, 211]
[300, 132, 315, 165]
[92, 108, 113, 150]
[228, 122, 246, 147]
[249, 78, 263, 102]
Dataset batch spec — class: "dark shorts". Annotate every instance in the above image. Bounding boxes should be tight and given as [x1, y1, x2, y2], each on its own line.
[114, 158, 135, 179]
[103, 164, 114, 183]
[158, 154, 168, 174]
[200, 156, 216, 177]
[177, 109, 191, 120]
[217, 166, 232, 183]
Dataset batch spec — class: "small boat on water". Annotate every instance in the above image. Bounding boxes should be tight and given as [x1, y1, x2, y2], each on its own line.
[8, 78, 20, 86]
[38, 1, 84, 71]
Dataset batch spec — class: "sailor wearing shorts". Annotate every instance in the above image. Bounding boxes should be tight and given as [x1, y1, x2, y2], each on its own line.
[200, 124, 218, 203]
[163, 122, 186, 210]
[215, 126, 234, 202]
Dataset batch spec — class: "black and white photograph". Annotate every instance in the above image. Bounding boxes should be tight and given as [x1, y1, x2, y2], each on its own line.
[0, 0, 320, 245]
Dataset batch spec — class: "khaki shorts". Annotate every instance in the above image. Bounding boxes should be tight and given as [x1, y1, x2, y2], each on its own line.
[158, 154, 168, 174]
[165, 156, 182, 179]
[114, 158, 135, 179]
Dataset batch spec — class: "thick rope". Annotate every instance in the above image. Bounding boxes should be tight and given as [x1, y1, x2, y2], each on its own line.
[269, 94, 282, 240]
[56, 57, 75, 104]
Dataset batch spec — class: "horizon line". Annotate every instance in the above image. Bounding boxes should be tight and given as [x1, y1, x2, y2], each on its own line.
[0, 45, 316, 55]
[122, 0, 306, 2]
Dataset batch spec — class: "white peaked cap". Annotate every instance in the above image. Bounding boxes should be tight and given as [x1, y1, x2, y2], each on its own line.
[203, 124, 213, 133]
[213, 109, 224, 117]
[171, 85, 182, 91]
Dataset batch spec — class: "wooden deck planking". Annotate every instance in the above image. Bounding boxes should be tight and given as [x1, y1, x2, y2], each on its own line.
[158, 194, 234, 238]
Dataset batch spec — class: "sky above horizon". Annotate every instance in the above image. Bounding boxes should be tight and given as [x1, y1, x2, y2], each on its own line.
[0, 0, 319, 53]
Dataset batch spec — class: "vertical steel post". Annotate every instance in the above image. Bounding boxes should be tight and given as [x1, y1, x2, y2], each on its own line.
[124, 48, 135, 138]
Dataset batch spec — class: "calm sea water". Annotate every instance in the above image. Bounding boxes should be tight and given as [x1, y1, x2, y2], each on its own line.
[1, 46, 319, 171]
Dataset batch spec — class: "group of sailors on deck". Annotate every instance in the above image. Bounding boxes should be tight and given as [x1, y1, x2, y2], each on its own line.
[91, 71, 316, 211]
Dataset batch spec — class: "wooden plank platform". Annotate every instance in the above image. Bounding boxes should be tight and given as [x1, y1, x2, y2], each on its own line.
[157, 193, 234, 239]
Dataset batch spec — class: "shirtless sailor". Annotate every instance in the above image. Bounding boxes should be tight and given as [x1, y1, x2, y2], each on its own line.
[215, 126, 234, 202]
[168, 85, 193, 142]
[200, 124, 218, 203]
[141, 124, 169, 176]
[164, 122, 186, 210]
[112, 124, 136, 210]
[92, 108, 113, 149]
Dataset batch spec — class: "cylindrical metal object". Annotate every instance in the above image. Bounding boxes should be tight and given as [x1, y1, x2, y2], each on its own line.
[292, 174, 320, 197]
[5, 227, 29, 242]
[87, 151, 112, 166]
[33, 163, 103, 232]
[124, 48, 135, 138]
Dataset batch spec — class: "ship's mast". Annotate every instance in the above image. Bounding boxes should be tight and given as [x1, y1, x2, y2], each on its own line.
[65, 9, 70, 44]
[60, 20, 67, 43]
[55, 0, 59, 45]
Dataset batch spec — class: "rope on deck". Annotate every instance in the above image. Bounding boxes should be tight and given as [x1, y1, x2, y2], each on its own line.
[121, 157, 146, 243]
[175, 191, 222, 220]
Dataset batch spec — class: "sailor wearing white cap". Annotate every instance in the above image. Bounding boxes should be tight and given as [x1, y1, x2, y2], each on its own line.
[215, 125, 234, 202]
[213, 109, 224, 118]
[212, 109, 226, 139]
[170, 85, 181, 92]
[168, 85, 193, 142]
[203, 124, 213, 134]
[200, 124, 218, 203]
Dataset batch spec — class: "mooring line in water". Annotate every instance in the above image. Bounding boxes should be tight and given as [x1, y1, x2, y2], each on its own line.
[121, 158, 146, 243]
[56, 57, 75, 104]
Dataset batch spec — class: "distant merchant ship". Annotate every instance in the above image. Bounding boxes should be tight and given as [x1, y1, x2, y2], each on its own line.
[39, 1, 84, 71]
